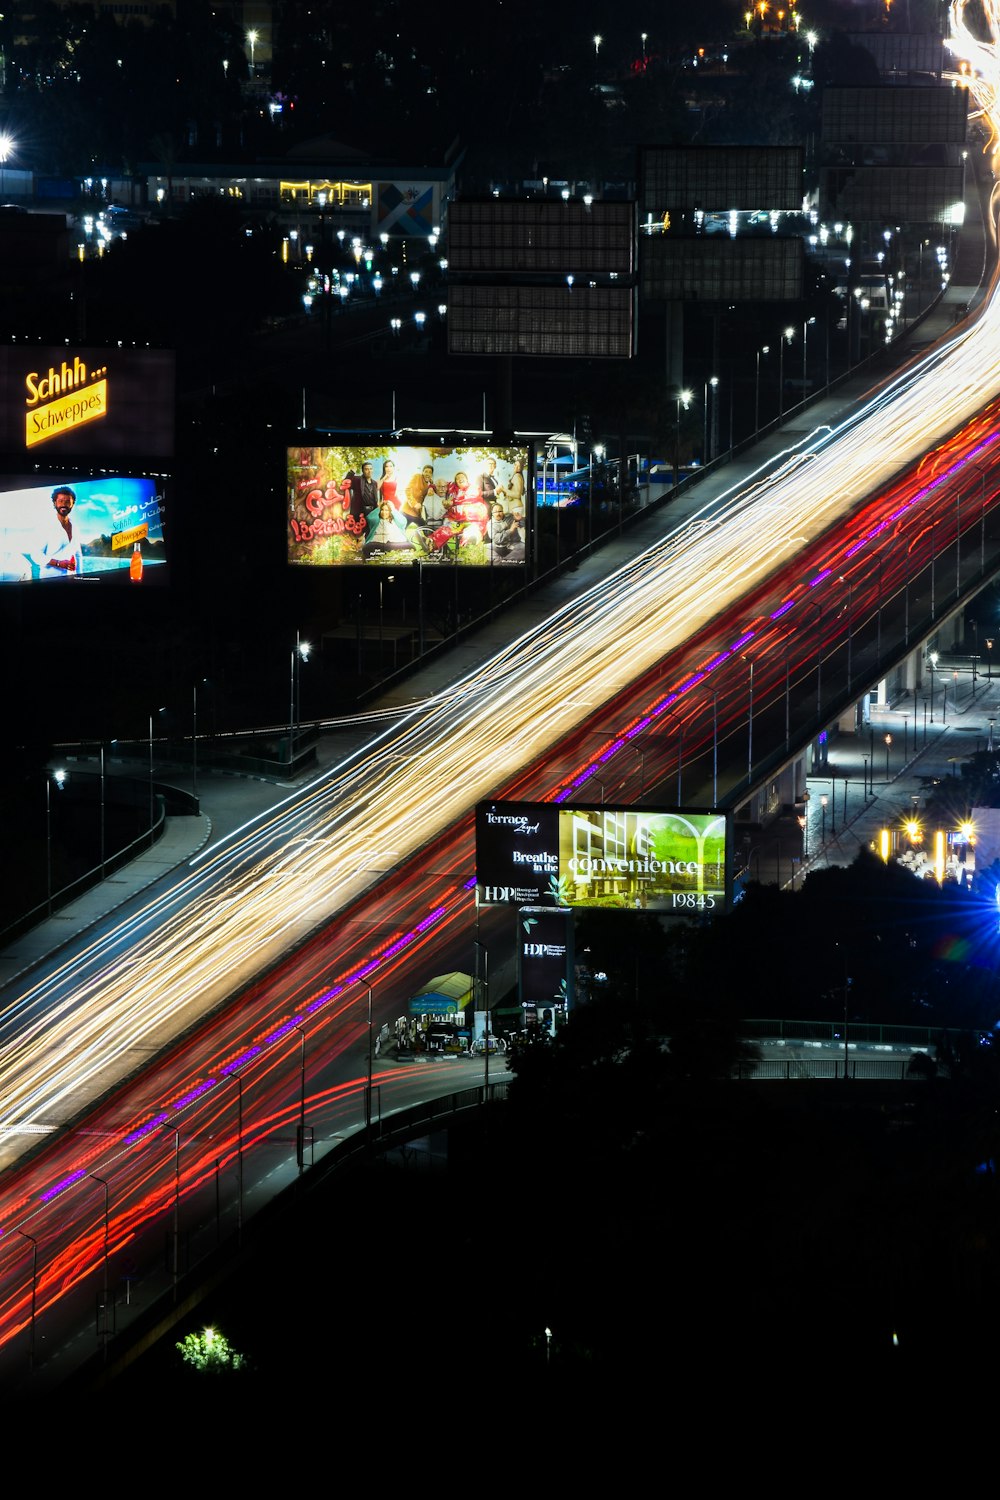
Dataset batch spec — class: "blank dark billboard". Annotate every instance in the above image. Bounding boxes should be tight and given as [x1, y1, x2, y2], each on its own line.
[0, 345, 175, 460]
[288, 443, 530, 567]
[0, 470, 169, 585]
[476, 801, 730, 914]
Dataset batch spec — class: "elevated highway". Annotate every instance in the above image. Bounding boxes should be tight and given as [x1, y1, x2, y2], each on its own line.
[2, 0, 1000, 1389]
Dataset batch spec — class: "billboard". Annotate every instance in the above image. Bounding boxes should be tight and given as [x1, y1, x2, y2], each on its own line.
[641, 238, 804, 303]
[448, 200, 635, 275]
[0, 345, 175, 460]
[518, 906, 574, 1021]
[476, 802, 730, 914]
[288, 444, 530, 567]
[448, 285, 634, 359]
[822, 164, 964, 220]
[0, 470, 169, 584]
[640, 146, 803, 215]
[821, 87, 967, 146]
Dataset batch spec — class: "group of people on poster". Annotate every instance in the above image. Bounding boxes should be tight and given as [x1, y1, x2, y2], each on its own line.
[288, 448, 528, 566]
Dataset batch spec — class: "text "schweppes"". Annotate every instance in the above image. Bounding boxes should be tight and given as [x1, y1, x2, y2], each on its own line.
[25, 355, 109, 448]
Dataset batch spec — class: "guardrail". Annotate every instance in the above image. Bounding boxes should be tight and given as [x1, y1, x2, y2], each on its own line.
[738, 1058, 925, 1082]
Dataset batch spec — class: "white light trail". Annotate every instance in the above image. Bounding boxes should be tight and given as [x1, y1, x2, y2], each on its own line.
[0, 2, 998, 1151]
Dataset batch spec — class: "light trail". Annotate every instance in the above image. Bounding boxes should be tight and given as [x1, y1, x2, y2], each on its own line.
[5, 27, 1000, 1138]
[0, 0, 999, 1373]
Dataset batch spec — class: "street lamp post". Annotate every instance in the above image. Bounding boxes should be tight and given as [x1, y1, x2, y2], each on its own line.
[673, 388, 692, 488]
[148, 708, 165, 848]
[929, 651, 938, 721]
[987, 637, 994, 680]
[88, 1173, 110, 1361]
[755, 345, 769, 435]
[45, 768, 66, 915]
[365, 986, 374, 1133]
[13, 1229, 37, 1374]
[0, 134, 14, 198]
[703, 375, 718, 463]
[802, 315, 815, 395]
[820, 793, 828, 844]
[294, 1024, 309, 1172]
[778, 326, 795, 416]
[746, 663, 755, 792]
[246, 28, 258, 73]
[589, 443, 604, 548]
[474, 937, 490, 1099]
[885, 732, 892, 780]
[99, 742, 106, 876]
[289, 632, 311, 766]
[378, 575, 395, 675]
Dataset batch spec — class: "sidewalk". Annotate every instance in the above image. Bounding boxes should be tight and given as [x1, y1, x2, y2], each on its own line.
[800, 666, 998, 880]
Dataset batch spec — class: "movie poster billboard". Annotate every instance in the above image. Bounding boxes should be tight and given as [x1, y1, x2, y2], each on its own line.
[0, 345, 175, 460]
[287, 444, 530, 567]
[476, 802, 730, 914]
[0, 471, 169, 584]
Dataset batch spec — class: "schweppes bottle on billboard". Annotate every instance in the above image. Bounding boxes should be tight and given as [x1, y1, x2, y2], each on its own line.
[129, 542, 143, 581]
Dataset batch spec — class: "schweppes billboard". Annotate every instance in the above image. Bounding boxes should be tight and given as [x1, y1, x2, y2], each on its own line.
[1, 345, 174, 458]
[25, 356, 109, 448]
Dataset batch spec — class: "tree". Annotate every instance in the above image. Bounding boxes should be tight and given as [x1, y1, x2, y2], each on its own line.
[176, 1325, 246, 1374]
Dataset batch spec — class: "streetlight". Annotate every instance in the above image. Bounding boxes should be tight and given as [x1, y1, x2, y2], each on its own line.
[474, 938, 490, 1099]
[246, 28, 258, 72]
[703, 374, 718, 462]
[192, 678, 208, 806]
[929, 650, 938, 721]
[744, 654, 754, 785]
[289, 632, 311, 765]
[589, 443, 604, 548]
[641, 32, 648, 64]
[149, 708, 165, 847]
[673, 388, 692, 487]
[0, 133, 14, 198]
[820, 793, 828, 844]
[755, 345, 769, 435]
[378, 574, 395, 673]
[778, 325, 795, 415]
[802, 314, 816, 393]
[45, 768, 67, 916]
[88, 1173, 110, 1360]
[594, 34, 602, 56]
[13, 1228, 37, 1374]
[884, 732, 892, 780]
[987, 636, 994, 680]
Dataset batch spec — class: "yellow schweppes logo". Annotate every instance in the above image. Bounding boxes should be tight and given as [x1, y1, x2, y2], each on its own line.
[24, 356, 109, 448]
